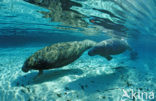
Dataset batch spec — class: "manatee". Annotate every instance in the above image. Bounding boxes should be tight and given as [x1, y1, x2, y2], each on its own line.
[88, 38, 131, 60]
[22, 40, 96, 75]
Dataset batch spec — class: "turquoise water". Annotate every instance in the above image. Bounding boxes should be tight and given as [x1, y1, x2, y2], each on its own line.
[0, 0, 156, 101]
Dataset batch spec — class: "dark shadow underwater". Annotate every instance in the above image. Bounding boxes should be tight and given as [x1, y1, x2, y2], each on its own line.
[12, 68, 83, 86]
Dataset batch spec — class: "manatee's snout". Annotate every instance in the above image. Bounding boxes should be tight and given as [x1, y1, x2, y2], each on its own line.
[22, 65, 29, 73]
[88, 49, 95, 56]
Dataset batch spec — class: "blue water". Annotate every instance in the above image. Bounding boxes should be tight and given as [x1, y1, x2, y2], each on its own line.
[0, 0, 156, 101]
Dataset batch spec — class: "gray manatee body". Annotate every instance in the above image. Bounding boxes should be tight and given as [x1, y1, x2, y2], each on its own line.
[22, 40, 96, 74]
[88, 38, 131, 60]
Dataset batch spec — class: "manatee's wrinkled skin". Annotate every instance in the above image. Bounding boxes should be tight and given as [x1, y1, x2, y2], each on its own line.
[88, 38, 130, 60]
[22, 40, 96, 73]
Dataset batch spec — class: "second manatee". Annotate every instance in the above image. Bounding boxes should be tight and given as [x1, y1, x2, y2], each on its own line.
[88, 38, 131, 60]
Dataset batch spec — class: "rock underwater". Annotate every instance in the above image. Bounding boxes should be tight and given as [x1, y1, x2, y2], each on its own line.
[22, 40, 97, 75]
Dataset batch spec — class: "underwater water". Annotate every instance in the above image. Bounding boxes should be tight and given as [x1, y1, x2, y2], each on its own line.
[0, 0, 156, 101]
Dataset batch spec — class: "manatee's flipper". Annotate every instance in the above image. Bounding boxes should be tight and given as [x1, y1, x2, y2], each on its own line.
[38, 70, 43, 76]
[100, 54, 113, 61]
[33, 70, 43, 80]
[105, 55, 113, 61]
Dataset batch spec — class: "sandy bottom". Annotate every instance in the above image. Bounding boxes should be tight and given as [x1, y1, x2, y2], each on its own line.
[0, 47, 155, 101]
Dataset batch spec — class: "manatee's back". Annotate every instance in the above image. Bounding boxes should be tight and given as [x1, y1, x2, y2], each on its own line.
[104, 38, 129, 55]
[51, 40, 96, 67]
[24, 40, 96, 70]
[88, 38, 129, 56]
